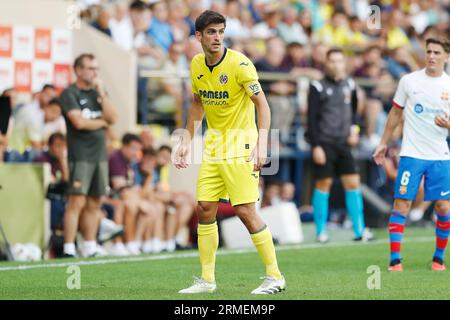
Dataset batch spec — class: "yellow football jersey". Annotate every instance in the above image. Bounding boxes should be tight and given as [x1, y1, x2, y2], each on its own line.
[190, 48, 261, 160]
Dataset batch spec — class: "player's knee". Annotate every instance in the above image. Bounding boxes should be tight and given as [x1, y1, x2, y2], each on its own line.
[393, 199, 412, 214]
[196, 202, 216, 222]
[435, 201, 450, 214]
[315, 179, 332, 192]
[234, 204, 255, 221]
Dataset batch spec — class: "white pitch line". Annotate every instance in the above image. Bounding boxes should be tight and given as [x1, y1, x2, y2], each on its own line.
[0, 236, 434, 272]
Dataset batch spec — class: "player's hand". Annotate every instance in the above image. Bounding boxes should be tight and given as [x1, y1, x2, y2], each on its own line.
[248, 143, 267, 171]
[174, 141, 190, 169]
[435, 112, 450, 129]
[373, 143, 387, 166]
[312, 146, 326, 166]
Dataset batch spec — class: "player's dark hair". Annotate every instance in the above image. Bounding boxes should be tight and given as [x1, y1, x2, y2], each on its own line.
[73, 53, 95, 70]
[158, 145, 172, 153]
[129, 0, 147, 11]
[195, 10, 226, 33]
[326, 48, 345, 59]
[426, 37, 450, 53]
[122, 133, 142, 146]
[48, 132, 66, 146]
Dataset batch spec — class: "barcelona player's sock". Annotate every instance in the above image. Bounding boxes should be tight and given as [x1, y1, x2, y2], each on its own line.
[345, 189, 365, 238]
[312, 189, 329, 236]
[251, 226, 282, 279]
[433, 209, 450, 263]
[389, 211, 406, 264]
[197, 221, 219, 283]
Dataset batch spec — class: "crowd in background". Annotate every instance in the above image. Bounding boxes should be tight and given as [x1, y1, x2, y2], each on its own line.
[1, 0, 450, 257]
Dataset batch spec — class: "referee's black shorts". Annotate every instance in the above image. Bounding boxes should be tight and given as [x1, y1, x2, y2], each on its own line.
[313, 142, 359, 180]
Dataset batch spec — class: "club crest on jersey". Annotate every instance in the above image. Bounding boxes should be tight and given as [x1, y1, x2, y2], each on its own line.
[219, 73, 228, 85]
[441, 92, 448, 101]
[399, 186, 407, 195]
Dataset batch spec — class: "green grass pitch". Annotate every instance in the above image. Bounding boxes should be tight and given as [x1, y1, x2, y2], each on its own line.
[0, 227, 449, 300]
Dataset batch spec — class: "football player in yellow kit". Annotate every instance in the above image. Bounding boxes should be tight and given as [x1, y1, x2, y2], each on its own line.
[175, 10, 285, 295]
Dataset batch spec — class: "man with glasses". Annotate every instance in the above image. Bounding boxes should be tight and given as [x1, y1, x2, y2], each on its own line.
[59, 53, 117, 257]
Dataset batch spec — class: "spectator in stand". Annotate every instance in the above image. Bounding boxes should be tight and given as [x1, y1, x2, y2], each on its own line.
[91, 5, 112, 37]
[156, 145, 194, 252]
[348, 15, 368, 48]
[261, 181, 281, 208]
[131, 0, 165, 124]
[255, 36, 297, 144]
[385, 9, 411, 50]
[156, 41, 189, 128]
[167, 0, 191, 42]
[282, 42, 323, 80]
[251, 3, 281, 40]
[133, 147, 166, 253]
[315, 10, 351, 47]
[280, 182, 296, 203]
[148, 0, 174, 52]
[110, 0, 134, 51]
[277, 6, 308, 45]
[9, 84, 56, 154]
[108, 133, 159, 255]
[34, 133, 69, 233]
[42, 98, 66, 145]
[386, 46, 419, 80]
[224, 0, 248, 41]
[60, 53, 117, 258]
[309, 42, 329, 73]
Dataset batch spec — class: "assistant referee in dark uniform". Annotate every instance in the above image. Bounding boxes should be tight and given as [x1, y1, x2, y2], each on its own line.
[307, 48, 373, 243]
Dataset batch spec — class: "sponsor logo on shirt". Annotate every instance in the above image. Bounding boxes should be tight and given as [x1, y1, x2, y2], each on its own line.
[413, 103, 445, 116]
[199, 90, 229, 99]
[414, 104, 424, 114]
[197, 74, 204, 80]
[441, 92, 448, 101]
[81, 108, 103, 119]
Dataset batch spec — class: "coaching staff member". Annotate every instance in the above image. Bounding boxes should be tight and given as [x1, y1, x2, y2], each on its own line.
[60, 53, 117, 257]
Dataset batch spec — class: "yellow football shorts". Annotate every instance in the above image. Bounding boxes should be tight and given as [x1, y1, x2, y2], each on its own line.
[196, 157, 260, 206]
